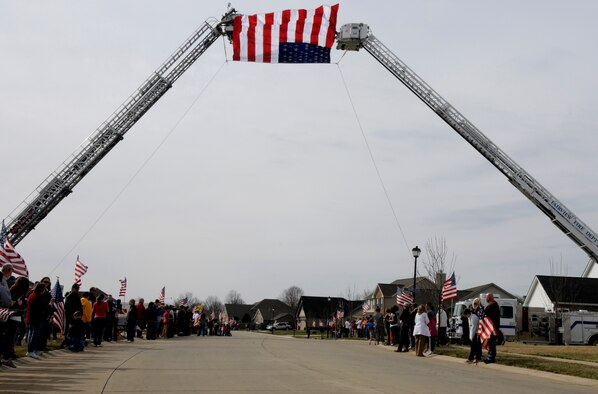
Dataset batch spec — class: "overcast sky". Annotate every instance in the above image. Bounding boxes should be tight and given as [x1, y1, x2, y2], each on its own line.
[1, 1, 597, 304]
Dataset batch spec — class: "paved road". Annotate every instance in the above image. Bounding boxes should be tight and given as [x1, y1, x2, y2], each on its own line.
[1, 332, 597, 393]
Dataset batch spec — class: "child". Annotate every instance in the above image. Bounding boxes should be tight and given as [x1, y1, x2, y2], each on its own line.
[67, 311, 85, 352]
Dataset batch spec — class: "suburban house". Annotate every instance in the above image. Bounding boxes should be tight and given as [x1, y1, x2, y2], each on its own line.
[222, 299, 293, 329]
[366, 277, 438, 312]
[250, 299, 293, 328]
[523, 275, 598, 313]
[222, 303, 254, 327]
[296, 296, 364, 330]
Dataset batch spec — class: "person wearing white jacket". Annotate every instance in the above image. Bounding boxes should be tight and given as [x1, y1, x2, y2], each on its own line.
[466, 298, 483, 363]
[413, 305, 430, 357]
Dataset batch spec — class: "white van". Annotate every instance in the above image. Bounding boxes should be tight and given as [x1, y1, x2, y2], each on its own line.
[562, 310, 598, 345]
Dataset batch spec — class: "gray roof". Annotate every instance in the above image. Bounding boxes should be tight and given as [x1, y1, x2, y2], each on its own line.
[251, 299, 292, 318]
[537, 276, 598, 305]
[458, 283, 519, 301]
[224, 303, 254, 321]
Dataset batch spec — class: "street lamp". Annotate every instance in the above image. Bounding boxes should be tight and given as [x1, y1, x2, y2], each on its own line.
[412, 246, 421, 304]
[327, 297, 331, 339]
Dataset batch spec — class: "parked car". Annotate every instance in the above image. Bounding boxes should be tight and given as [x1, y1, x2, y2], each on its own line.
[266, 322, 292, 330]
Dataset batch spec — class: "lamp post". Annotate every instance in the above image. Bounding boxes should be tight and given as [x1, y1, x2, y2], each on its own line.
[412, 246, 421, 304]
[327, 297, 331, 339]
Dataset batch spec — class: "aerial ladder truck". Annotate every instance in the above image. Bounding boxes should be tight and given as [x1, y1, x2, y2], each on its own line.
[3, 9, 597, 277]
[335, 23, 598, 276]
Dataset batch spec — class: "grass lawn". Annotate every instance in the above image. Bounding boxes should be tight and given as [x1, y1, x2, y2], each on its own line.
[435, 344, 598, 380]
[501, 342, 598, 363]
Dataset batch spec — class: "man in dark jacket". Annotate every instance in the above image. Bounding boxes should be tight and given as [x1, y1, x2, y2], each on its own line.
[484, 293, 500, 363]
[62, 284, 82, 347]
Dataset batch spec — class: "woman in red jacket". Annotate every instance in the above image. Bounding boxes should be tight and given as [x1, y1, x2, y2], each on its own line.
[26, 283, 47, 358]
[92, 294, 108, 347]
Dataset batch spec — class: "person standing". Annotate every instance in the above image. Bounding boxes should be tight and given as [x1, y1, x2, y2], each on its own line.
[104, 295, 116, 342]
[0, 264, 17, 367]
[484, 293, 500, 364]
[413, 304, 430, 357]
[437, 304, 448, 346]
[395, 304, 412, 352]
[389, 306, 399, 346]
[80, 292, 93, 340]
[136, 298, 146, 338]
[26, 283, 48, 358]
[466, 305, 482, 364]
[92, 294, 108, 347]
[426, 306, 437, 355]
[145, 302, 158, 340]
[62, 284, 82, 348]
[126, 299, 137, 342]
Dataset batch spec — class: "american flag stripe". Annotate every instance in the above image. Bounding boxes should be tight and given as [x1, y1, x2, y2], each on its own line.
[362, 303, 370, 313]
[478, 316, 497, 350]
[119, 278, 127, 297]
[158, 286, 165, 305]
[396, 289, 414, 307]
[232, 4, 339, 63]
[0, 308, 17, 322]
[74, 256, 88, 285]
[0, 220, 29, 278]
[441, 272, 458, 301]
[51, 277, 65, 334]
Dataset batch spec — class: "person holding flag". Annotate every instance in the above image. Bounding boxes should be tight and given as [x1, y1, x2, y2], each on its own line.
[483, 293, 500, 364]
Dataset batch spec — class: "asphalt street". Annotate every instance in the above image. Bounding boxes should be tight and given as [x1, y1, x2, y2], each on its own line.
[1, 332, 597, 393]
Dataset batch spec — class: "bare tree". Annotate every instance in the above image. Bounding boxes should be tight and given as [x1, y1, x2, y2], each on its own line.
[339, 283, 361, 301]
[360, 288, 373, 300]
[203, 295, 224, 313]
[224, 290, 245, 304]
[547, 255, 578, 343]
[422, 236, 457, 307]
[279, 285, 304, 312]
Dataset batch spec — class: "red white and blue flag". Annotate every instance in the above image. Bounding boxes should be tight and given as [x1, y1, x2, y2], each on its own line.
[441, 272, 458, 301]
[119, 277, 127, 297]
[158, 287, 165, 305]
[0, 220, 29, 278]
[362, 302, 370, 313]
[51, 277, 65, 334]
[178, 297, 188, 307]
[232, 4, 339, 63]
[396, 287, 414, 307]
[74, 256, 88, 286]
[478, 316, 497, 350]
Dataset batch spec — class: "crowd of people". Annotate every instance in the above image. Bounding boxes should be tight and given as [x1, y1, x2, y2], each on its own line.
[323, 293, 500, 363]
[0, 264, 232, 369]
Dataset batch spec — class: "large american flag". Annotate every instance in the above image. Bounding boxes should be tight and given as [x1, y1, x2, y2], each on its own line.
[362, 303, 370, 313]
[158, 287, 165, 305]
[51, 277, 65, 335]
[396, 288, 414, 307]
[232, 4, 339, 63]
[0, 220, 29, 278]
[74, 256, 88, 286]
[441, 272, 458, 301]
[119, 277, 127, 297]
[478, 316, 497, 350]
